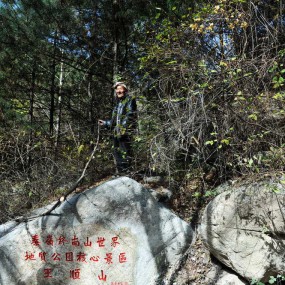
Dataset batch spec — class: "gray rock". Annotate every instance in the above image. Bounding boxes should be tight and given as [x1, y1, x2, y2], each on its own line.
[0, 177, 192, 285]
[215, 271, 247, 285]
[200, 178, 285, 282]
[205, 266, 247, 285]
[148, 187, 173, 202]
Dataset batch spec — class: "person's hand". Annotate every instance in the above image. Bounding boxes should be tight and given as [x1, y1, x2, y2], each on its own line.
[98, 119, 105, 126]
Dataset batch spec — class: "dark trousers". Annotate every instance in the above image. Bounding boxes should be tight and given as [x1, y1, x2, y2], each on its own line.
[113, 135, 132, 173]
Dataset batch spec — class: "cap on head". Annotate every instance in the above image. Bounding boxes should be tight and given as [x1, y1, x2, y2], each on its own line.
[113, 81, 128, 91]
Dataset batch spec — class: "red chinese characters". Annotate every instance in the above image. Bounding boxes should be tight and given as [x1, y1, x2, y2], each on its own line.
[45, 235, 54, 246]
[98, 270, 107, 281]
[111, 236, 120, 247]
[76, 252, 87, 263]
[104, 253, 113, 264]
[66, 252, 74, 262]
[71, 235, 80, 247]
[25, 251, 36, 261]
[39, 252, 47, 262]
[97, 237, 105, 247]
[84, 237, 92, 247]
[26, 234, 128, 281]
[31, 234, 40, 247]
[70, 268, 81, 280]
[29, 234, 123, 249]
[58, 235, 68, 246]
[90, 255, 100, 262]
[51, 253, 61, 261]
[119, 252, 127, 263]
[43, 268, 53, 278]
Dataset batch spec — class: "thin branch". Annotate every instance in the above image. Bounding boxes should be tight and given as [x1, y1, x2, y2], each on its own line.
[16, 126, 101, 223]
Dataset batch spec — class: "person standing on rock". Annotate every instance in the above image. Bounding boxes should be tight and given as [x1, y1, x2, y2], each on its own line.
[98, 82, 137, 175]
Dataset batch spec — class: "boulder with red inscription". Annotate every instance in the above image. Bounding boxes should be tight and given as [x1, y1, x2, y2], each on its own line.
[0, 177, 193, 285]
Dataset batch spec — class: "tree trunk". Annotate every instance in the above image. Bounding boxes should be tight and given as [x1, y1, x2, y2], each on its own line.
[112, 0, 119, 84]
[50, 31, 58, 136]
[55, 52, 64, 148]
[88, 75, 96, 134]
[27, 67, 36, 170]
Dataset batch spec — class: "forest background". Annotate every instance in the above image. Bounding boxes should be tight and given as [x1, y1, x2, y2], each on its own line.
[0, 0, 284, 224]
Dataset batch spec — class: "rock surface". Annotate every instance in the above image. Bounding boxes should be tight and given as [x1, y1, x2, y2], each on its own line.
[0, 177, 193, 285]
[200, 178, 285, 282]
[214, 271, 247, 285]
[169, 231, 248, 285]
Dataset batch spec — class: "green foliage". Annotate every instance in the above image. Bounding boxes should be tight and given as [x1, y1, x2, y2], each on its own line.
[251, 274, 285, 285]
[204, 190, 218, 198]
[0, 0, 285, 222]
[136, 0, 285, 182]
[251, 279, 265, 285]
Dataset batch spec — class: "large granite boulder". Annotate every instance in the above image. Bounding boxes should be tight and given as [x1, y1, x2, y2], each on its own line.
[200, 178, 285, 282]
[0, 177, 193, 285]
